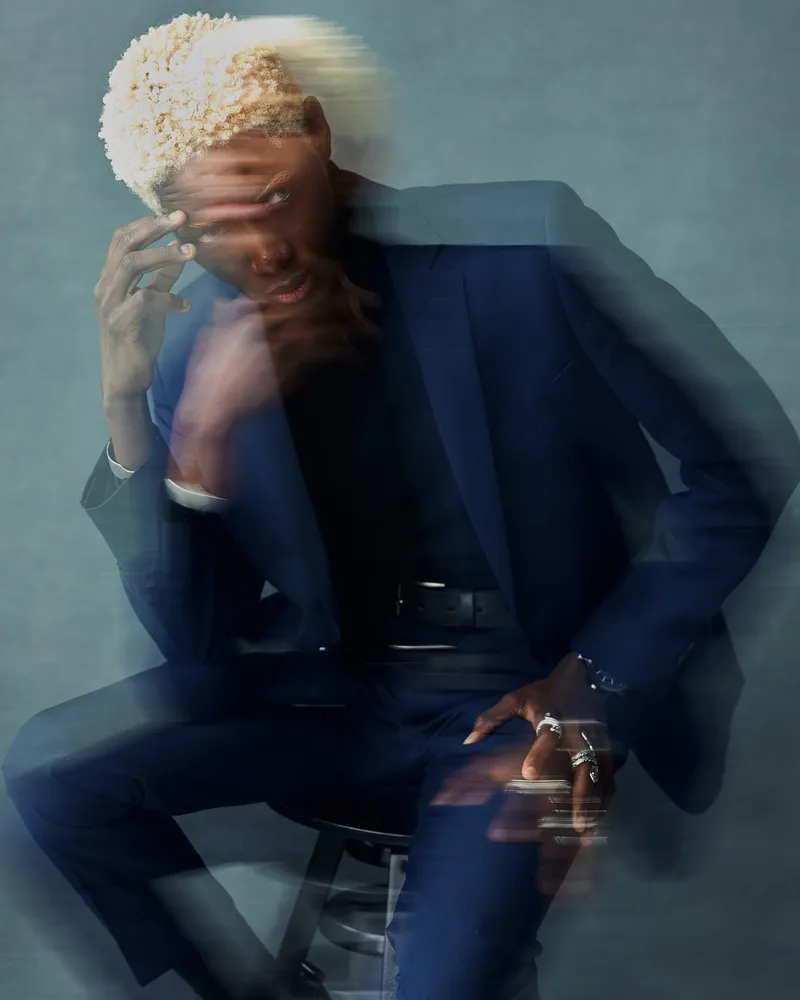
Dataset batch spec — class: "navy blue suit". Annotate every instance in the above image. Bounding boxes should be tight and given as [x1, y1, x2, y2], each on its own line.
[5, 181, 799, 998]
[83, 180, 798, 694]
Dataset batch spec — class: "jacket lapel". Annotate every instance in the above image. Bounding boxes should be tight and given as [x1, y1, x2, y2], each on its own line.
[222, 383, 340, 646]
[386, 246, 517, 610]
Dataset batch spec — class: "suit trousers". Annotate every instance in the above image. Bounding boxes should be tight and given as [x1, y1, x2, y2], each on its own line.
[3, 649, 569, 1000]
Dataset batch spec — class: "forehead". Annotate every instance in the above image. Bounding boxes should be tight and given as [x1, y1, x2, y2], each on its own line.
[158, 131, 311, 212]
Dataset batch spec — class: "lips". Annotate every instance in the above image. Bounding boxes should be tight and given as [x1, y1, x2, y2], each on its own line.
[270, 271, 313, 304]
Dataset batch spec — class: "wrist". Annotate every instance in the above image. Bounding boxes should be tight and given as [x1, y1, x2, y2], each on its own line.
[555, 651, 585, 685]
[103, 389, 148, 420]
[103, 393, 153, 473]
[545, 652, 592, 703]
[576, 653, 629, 696]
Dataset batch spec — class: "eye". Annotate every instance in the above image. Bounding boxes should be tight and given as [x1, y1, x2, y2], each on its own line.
[262, 189, 290, 208]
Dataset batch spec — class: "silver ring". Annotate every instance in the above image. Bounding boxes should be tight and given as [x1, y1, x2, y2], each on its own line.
[535, 713, 563, 739]
[570, 749, 600, 784]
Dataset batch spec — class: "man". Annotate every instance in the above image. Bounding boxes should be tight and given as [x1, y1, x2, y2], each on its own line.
[4, 12, 799, 1000]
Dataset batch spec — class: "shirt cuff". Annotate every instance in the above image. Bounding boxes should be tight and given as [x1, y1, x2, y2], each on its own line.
[164, 478, 229, 513]
[106, 440, 228, 513]
[106, 440, 135, 481]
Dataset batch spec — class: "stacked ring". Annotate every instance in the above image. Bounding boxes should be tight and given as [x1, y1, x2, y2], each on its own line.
[535, 713, 563, 739]
[570, 748, 600, 784]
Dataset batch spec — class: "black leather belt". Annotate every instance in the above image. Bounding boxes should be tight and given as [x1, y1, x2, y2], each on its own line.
[395, 582, 515, 629]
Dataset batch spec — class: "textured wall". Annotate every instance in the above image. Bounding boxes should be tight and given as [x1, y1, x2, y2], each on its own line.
[1, 2, 798, 997]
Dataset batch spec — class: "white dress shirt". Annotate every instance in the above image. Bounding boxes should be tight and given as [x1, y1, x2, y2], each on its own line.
[106, 441, 228, 514]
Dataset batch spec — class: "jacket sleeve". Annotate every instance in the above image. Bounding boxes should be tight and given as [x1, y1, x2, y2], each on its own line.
[545, 181, 800, 700]
[80, 370, 265, 715]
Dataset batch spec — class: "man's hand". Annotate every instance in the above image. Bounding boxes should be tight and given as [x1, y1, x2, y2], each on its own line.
[169, 296, 277, 496]
[95, 212, 193, 405]
[432, 652, 616, 889]
[432, 743, 601, 895]
[169, 270, 380, 496]
[464, 652, 614, 825]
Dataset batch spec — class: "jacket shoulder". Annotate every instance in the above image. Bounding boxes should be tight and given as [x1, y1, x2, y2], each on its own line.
[400, 179, 570, 245]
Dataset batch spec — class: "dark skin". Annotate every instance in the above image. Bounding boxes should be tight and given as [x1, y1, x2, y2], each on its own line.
[94, 97, 376, 479]
[158, 97, 341, 302]
[135, 97, 378, 488]
[95, 97, 615, 889]
[433, 651, 615, 892]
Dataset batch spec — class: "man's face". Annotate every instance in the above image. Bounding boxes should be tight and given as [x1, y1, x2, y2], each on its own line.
[157, 118, 338, 308]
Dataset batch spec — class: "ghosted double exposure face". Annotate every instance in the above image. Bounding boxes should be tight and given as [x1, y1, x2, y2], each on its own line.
[157, 97, 342, 312]
[158, 96, 379, 397]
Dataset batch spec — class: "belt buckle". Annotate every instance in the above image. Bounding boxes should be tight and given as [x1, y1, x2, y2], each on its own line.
[458, 589, 476, 628]
[396, 581, 448, 619]
[419, 581, 476, 628]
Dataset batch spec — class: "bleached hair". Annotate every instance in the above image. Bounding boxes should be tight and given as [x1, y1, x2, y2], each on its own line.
[99, 12, 387, 212]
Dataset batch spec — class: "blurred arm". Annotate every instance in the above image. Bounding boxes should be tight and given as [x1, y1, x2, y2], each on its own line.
[545, 182, 800, 699]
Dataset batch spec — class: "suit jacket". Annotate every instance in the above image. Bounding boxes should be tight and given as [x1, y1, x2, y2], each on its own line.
[81, 179, 800, 811]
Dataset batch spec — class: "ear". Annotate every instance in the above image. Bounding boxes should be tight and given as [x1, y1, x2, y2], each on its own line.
[303, 96, 332, 161]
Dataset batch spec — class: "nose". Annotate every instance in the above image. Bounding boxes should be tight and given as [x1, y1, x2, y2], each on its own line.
[249, 230, 293, 278]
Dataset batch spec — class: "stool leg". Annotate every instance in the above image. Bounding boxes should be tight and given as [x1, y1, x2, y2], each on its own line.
[275, 831, 345, 990]
[380, 851, 406, 1000]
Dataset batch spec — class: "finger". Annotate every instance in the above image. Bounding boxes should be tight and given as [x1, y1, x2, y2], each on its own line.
[571, 722, 616, 811]
[489, 792, 543, 843]
[579, 808, 605, 849]
[178, 175, 265, 200]
[570, 764, 594, 833]
[431, 773, 467, 806]
[103, 212, 186, 277]
[537, 823, 581, 897]
[431, 767, 496, 807]
[147, 240, 190, 294]
[176, 167, 291, 222]
[174, 148, 280, 193]
[191, 198, 288, 226]
[112, 242, 196, 301]
[130, 287, 192, 315]
[572, 830, 605, 897]
[167, 436, 201, 486]
[116, 290, 191, 338]
[521, 730, 560, 780]
[187, 301, 267, 379]
[432, 781, 494, 808]
[463, 700, 516, 745]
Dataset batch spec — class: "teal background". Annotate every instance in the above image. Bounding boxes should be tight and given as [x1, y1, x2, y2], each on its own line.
[1, 2, 798, 997]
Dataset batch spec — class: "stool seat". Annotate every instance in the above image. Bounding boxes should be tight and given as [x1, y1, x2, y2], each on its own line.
[274, 799, 414, 849]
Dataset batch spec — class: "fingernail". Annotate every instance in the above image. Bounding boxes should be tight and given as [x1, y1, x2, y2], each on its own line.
[180, 243, 194, 255]
[463, 734, 478, 745]
[181, 300, 192, 311]
[169, 211, 183, 223]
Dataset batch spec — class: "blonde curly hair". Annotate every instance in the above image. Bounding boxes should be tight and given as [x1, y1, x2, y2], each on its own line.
[99, 12, 386, 213]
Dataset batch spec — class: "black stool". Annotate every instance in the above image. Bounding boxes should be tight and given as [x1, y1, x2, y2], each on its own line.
[272, 801, 413, 999]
